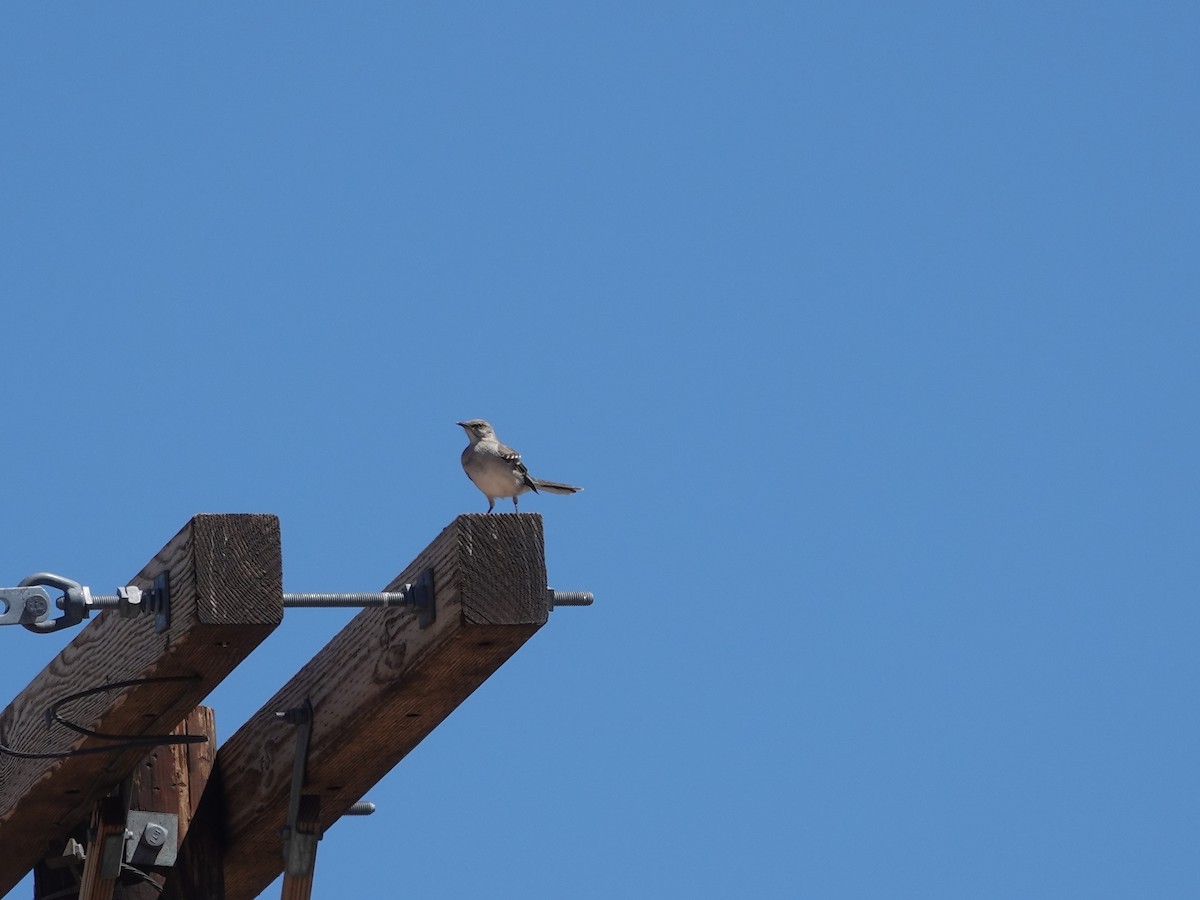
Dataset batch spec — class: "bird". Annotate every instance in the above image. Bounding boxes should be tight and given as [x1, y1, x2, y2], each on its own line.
[457, 419, 583, 513]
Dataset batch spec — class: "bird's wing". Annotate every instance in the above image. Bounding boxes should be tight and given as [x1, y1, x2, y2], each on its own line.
[496, 441, 522, 462]
[498, 443, 539, 493]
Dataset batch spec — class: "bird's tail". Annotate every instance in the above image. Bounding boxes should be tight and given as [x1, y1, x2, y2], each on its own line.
[531, 479, 583, 495]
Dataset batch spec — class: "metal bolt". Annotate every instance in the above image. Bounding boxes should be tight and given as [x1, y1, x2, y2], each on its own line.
[87, 595, 124, 609]
[275, 706, 312, 726]
[142, 823, 168, 848]
[345, 801, 376, 816]
[548, 590, 594, 608]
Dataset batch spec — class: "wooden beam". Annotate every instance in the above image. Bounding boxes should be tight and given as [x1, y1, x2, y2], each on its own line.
[189, 513, 550, 900]
[0, 515, 282, 896]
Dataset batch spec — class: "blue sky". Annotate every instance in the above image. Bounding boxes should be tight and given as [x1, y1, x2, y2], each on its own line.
[2, 3, 1198, 897]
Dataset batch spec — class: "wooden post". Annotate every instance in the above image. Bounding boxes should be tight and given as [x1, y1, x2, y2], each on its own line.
[0, 515, 282, 896]
[178, 513, 551, 900]
[159, 726, 227, 900]
[77, 797, 127, 900]
[278, 795, 321, 900]
[111, 707, 218, 900]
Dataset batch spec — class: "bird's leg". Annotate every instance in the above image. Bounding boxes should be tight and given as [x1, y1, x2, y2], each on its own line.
[513, 496, 519, 511]
[486, 498, 495, 514]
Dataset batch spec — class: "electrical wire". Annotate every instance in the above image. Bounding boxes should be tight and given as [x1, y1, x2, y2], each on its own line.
[0, 675, 207, 759]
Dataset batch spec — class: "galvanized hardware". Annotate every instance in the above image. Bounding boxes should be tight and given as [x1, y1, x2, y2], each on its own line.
[277, 699, 321, 877]
[99, 824, 126, 880]
[283, 592, 410, 607]
[124, 811, 179, 868]
[16, 573, 91, 634]
[283, 568, 436, 629]
[5, 568, 435, 633]
[0, 586, 52, 627]
[345, 801, 376, 816]
[548, 589, 594, 609]
[43, 837, 87, 871]
[90, 572, 172, 633]
[6, 571, 171, 634]
[4, 568, 588, 629]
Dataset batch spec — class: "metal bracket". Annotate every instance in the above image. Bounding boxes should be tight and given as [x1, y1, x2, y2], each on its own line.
[99, 830, 126, 880]
[411, 568, 435, 629]
[277, 699, 321, 877]
[124, 810, 179, 868]
[149, 571, 171, 633]
[43, 837, 86, 871]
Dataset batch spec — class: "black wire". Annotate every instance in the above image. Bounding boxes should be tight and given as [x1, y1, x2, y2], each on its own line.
[0, 675, 209, 759]
[120, 862, 165, 892]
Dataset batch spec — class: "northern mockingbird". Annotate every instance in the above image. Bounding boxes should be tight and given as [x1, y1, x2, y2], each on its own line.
[457, 419, 583, 513]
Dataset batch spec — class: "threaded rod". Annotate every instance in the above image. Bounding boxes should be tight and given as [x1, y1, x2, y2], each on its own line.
[549, 591, 594, 607]
[282, 592, 410, 608]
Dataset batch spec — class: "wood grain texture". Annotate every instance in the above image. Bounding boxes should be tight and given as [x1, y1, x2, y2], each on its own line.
[279, 795, 321, 900]
[457, 513, 548, 624]
[78, 796, 127, 900]
[161, 749, 226, 900]
[0, 515, 282, 897]
[201, 513, 550, 900]
[115, 707, 218, 900]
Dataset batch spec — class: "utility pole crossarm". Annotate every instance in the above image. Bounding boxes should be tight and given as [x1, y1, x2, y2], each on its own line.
[197, 513, 552, 900]
[0, 514, 283, 897]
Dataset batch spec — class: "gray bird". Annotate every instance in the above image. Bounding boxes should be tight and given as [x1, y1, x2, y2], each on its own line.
[457, 419, 583, 513]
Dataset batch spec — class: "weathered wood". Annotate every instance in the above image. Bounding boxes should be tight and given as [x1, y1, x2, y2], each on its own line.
[0, 515, 282, 896]
[78, 797, 126, 900]
[165, 707, 217, 847]
[279, 795, 321, 900]
[116, 707, 218, 900]
[195, 513, 550, 900]
[161, 743, 226, 900]
[126, 706, 218, 842]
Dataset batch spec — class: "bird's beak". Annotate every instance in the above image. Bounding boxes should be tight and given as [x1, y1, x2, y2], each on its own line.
[456, 421, 467, 428]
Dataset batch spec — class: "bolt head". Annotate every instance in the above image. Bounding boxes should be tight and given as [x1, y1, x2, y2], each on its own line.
[143, 823, 168, 847]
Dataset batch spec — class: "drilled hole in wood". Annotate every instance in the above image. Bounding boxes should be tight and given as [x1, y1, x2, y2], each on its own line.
[405, 712, 420, 718]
